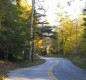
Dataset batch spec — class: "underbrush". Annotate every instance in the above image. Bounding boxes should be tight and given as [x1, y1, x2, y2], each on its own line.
[45, 52, 86, 70]
[0, 73, 6, 80]
[0, 54, 46, 80]
[70, 53, 86, 69]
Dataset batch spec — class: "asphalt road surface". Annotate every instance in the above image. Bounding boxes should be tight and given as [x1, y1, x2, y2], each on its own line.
[5, 57, 86, 80]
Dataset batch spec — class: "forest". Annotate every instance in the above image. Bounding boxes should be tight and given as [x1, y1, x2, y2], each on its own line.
[0, 0, 86, 69]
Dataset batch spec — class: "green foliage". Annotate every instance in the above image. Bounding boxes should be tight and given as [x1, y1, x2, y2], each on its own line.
[50, 18, 86, 57]
[51, 35, 58, 54]
[0, 0, 32, 61]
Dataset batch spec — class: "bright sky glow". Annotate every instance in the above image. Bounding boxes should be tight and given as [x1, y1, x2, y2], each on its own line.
[29, 0, 86, 26]
[44, 0, 86, 26]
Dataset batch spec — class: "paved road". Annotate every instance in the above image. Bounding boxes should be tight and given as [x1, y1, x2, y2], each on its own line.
[5, 57, 86, 80]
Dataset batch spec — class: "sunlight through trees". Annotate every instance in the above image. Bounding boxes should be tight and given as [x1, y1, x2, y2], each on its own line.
[0, 0, 86, 66]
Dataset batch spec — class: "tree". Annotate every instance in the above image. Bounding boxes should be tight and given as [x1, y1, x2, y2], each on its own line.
[0, 0, 32, 62]
[83, 8, 86, 38]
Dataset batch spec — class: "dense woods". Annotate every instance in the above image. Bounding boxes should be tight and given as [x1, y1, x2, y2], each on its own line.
[0, 0, 86, 68]
[0, 1, 86, 80]
[0, 0, 32, 62]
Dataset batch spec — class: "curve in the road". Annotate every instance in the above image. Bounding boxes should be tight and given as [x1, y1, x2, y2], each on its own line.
[5, 57, 86, 80]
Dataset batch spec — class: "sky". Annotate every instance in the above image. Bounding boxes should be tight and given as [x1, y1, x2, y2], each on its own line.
[29, 0, 86, 26]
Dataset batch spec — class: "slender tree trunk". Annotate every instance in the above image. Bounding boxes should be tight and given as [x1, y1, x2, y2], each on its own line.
[29, 0, 35, 62]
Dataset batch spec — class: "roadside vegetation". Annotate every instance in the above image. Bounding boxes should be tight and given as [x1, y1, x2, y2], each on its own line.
[0, 54, 45, 80]
[39, 2, 86, 69]
[69, 53, 86, 69]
